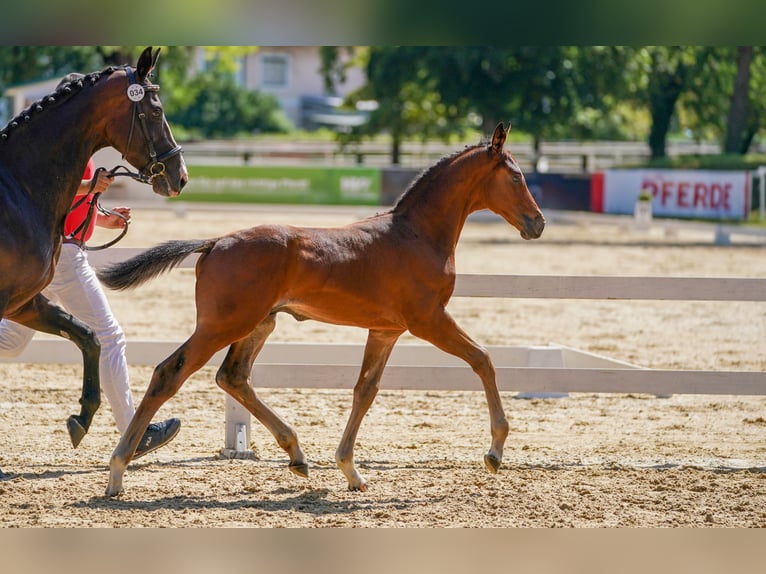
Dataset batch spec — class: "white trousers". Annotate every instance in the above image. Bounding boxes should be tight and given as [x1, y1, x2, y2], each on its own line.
[0, 243, 135, 433]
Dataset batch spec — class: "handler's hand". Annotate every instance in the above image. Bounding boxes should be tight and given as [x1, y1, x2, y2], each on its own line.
[90, 170, 115, 194]
[98, 206, 131, 229]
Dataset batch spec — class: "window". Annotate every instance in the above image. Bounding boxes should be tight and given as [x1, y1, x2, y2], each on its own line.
[261, 54, 289, 88]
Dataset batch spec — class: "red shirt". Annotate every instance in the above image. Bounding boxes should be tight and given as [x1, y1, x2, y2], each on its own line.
[64, 158, 97, 243]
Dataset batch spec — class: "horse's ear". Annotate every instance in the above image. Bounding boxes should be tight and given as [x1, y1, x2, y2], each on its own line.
[136, 47, 158, 83]
[491, 122, 507, 153]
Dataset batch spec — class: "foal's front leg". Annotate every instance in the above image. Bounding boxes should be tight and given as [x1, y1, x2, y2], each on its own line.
[410, 307, 509, 474]
[106, 334, 213, 496]
[336, 329, 401, 491]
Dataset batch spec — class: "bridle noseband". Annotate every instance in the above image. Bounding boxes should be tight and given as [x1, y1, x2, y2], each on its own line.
[120, 65, 183, 185]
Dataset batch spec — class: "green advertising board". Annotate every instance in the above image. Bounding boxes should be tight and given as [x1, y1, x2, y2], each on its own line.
[176, 165, 382, 205]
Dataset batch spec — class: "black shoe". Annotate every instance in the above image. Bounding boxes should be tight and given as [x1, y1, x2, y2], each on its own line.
[134, 418, 181, 459]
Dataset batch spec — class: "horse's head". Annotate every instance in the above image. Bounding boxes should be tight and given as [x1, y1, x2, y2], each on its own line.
[104, 47, 188, 197]
[480, 123, 545, 240]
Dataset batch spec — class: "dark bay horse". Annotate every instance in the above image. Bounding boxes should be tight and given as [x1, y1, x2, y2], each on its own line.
[98, 122, 544, 496]
[0, 47, 188, 469]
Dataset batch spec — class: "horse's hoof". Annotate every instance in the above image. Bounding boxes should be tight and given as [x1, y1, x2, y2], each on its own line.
[288, 462, 309, 479]
[348, 482, 368, 493]
[105, 485, 123, 497]
[67, 415, 87, 448]
[483, 453, 501, 474]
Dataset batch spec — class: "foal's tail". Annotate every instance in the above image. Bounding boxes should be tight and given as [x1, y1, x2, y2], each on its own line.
[96, 238, 214, 291]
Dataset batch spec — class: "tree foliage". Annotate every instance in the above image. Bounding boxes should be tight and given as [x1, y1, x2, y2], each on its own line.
[339, 47, 475, 164]
[0, 46, 102, 90]
[147, 46, 292, 138]
[166, 67, 291, 138]
[0, 45, 290, 139]
[327, 46, 766, 160]
[3, 46, 766, 158]
[424, 47, 635, 150]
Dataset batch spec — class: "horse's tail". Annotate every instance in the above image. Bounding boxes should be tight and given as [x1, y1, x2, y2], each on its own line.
[96, 239, 213, 291]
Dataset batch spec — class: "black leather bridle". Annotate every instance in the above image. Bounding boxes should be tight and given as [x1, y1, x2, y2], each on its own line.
[120, 65, 183, 185]
[65, 66, 183, 250]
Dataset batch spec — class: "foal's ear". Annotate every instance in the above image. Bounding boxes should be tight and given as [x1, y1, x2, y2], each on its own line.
[491, 122, 508, 153]
[136, 46, 160, 83]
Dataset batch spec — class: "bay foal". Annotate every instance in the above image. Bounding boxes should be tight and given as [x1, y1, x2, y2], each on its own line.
[98, 122, 544, 496]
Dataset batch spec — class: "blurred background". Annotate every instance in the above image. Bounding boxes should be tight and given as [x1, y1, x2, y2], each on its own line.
[2, 46, 766, 218]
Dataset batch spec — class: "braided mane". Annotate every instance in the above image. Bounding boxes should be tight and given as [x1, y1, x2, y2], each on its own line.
[0, 66, 121, 142]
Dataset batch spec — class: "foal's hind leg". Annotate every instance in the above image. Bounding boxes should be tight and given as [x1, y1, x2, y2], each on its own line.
[410, 308, 508, 474]
[215, 314, 308, 478]
[336, 329, 401, 491]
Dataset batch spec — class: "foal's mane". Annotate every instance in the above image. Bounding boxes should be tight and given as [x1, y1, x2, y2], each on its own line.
[0, 66, 121, 142]
[392, 141, 487, 212]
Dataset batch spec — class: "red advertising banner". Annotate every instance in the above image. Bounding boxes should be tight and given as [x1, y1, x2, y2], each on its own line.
[591, 169, 750, 220]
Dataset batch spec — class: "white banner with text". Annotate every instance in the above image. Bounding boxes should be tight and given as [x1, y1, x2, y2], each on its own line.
[592, 169, 750, 220]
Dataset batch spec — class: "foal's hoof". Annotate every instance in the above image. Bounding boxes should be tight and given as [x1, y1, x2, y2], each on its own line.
[288, 462, 309, 479]
[483, 453, 501, 474]
[105, 485, 123, 497]
[67, 415, 87, 448]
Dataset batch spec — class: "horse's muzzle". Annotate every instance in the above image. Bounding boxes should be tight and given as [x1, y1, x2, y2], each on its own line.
[152, 156, 188, 197]
[521, 214, 546, 240]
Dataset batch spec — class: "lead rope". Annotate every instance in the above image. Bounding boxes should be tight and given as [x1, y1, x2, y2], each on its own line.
[63, 166, 130, 251]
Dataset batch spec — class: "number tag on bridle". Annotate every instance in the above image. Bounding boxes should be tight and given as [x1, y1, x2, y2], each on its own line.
[127, 84, 145, 102]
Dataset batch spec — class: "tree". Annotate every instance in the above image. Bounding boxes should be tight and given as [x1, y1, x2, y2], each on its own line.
[740, 47, 766, 152]
[425, 47, 637, 163]
[671, 47, 766, 154]
[724, 46, 754, 154]
[167, 64, 291, 138]
[423, 47, 522, 135]
[335, 47, 644, 167]
[0, 46, 103, 91]
[319, 46, 363, 94]
[622, 47, 714, 160]
[0, 46, 197, 126]
[339, 47, 473, 164]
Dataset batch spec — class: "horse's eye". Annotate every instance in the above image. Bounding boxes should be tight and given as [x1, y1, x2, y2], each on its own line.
[512, 175, 521, 184]
[151, 108, 163, 120]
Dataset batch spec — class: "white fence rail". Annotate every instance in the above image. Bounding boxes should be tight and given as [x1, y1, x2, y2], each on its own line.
[2, 248, 765, 455]
[84, 249, 766, 302]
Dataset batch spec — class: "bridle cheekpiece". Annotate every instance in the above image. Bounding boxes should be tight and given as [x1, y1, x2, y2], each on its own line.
[120, 65, 183, 185]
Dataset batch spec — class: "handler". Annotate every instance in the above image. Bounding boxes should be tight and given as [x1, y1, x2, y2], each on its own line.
[0, 153, 181, 459]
